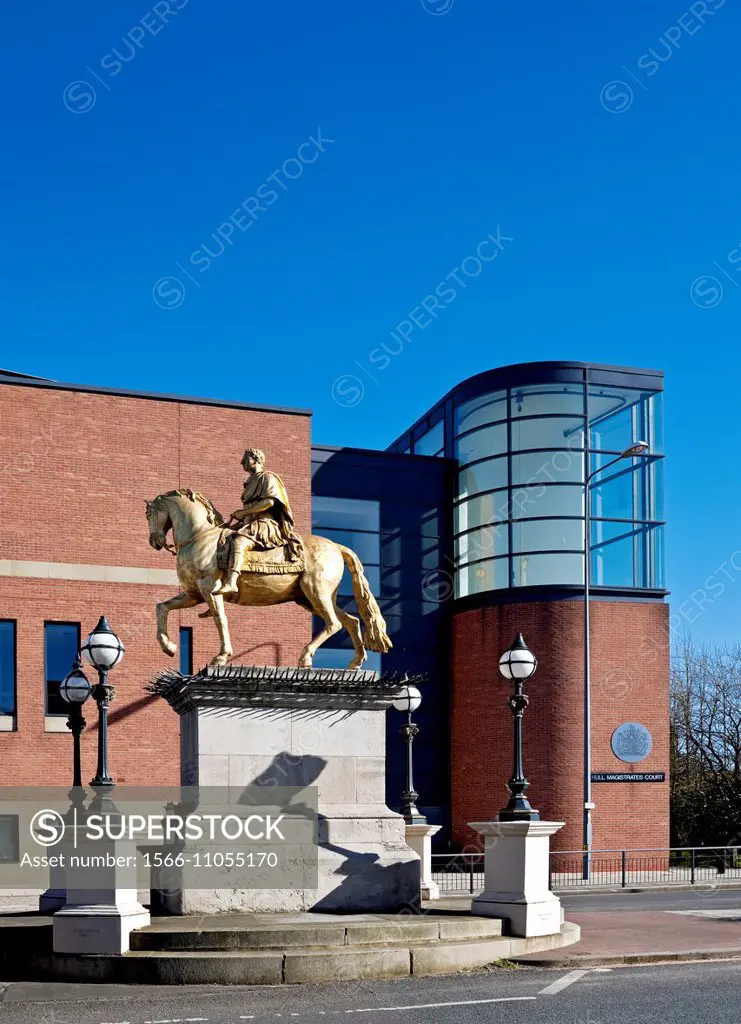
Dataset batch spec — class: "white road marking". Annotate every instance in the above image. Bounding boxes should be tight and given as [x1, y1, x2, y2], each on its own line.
[539, 969, 591, 995]
[351, 997, 537, 1012]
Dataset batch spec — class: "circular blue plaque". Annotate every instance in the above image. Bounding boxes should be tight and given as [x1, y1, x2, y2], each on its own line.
[611, 722, 652, 764]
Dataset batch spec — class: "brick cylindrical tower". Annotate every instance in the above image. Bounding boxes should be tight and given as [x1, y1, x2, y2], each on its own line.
[451, 597, 669, 852]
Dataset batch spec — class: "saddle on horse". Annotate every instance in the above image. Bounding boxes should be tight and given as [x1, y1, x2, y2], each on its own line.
[216, 528, 305, 575]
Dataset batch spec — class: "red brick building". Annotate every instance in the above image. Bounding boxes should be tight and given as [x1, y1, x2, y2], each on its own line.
[0, 362, 669, 854]
[0, 371, 312, 789]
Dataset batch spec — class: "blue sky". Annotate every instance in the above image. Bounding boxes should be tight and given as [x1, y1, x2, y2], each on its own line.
[2, 0, 739, 643]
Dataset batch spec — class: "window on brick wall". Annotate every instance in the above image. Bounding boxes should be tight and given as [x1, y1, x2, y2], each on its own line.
[0, 815, 19, 863]
[0, 621, 16, 716]
[44, 622, 80, 716]
[179, 627, 193, 675]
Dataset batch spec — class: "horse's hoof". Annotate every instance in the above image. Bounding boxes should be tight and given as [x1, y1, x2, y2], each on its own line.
[298, 656, 313, 669]
[210, 653, 231, 667]
[160, 637, 177, 657]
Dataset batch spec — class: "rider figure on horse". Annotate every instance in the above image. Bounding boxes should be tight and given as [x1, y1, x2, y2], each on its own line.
[212, 448, 303, 596]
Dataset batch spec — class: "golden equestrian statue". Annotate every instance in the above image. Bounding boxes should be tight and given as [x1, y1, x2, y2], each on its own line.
[145, 447, 392, 668]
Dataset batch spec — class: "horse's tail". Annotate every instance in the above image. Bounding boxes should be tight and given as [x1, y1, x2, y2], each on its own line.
[337, 545, 392, 654]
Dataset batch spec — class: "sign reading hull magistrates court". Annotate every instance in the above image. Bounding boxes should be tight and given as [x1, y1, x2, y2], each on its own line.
[591, 772, 666, 783]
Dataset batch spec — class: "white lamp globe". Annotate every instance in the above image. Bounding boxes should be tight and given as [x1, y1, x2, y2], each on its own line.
[498, 634, 537, 682]
[81, 616, 125, 670]
[60, 662, 93, 704]
[392, 684, 422, 714]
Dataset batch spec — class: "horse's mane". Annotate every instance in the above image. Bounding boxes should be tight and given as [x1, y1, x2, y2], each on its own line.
[152, 489, 225, 526]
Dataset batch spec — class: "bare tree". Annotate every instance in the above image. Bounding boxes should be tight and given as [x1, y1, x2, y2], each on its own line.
[671, 637, 741, 847]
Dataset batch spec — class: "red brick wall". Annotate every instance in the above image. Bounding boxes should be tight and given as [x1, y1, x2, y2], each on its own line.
[0, 383, 312, 787]
[451, 599, 670, 853]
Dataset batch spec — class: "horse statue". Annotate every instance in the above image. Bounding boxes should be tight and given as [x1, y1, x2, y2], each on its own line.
[145, 489, 392, 669]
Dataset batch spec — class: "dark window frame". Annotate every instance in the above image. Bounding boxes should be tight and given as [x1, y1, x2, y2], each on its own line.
[0, 815, 20, 864]
[0, 620, 17, 719]
[44, 621, 81, 717]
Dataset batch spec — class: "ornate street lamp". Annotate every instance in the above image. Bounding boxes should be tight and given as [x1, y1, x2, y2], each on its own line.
[392, 683, 425, 824]
[498, 633, 539, 822]
[81, 617, 124, 791]
[59, 659, 92, 789]
[582, 440, 650, 877]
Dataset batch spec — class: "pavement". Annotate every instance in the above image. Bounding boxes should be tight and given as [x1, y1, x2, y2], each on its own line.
[511, 887, 741, 965]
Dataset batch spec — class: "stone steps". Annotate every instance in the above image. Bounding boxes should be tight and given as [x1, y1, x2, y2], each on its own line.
[0, 918, 579, 985]
[130, 915, 503, 951]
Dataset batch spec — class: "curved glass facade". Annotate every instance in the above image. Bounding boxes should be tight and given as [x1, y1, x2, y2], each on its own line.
[388, 364, 665, 598]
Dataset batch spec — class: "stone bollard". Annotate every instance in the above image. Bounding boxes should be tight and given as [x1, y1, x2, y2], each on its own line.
[52, 831, 149, 954]
[468, 820, 564, 937]
[404, 823, 442, 900]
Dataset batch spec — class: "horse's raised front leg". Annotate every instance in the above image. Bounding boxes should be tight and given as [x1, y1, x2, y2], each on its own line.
[157, 592, 199, 657]
[198, 579, 234, 666]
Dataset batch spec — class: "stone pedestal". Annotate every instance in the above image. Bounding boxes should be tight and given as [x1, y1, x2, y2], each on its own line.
[149, 666, 423, 914]
[53, 836, 149, 954]
[469, 820, 564, 937]
[404, 823, 441, 899]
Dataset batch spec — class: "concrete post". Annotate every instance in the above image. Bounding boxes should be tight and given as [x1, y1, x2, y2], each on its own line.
[469, 820, 564, 937]
[404, 823, 441, 900]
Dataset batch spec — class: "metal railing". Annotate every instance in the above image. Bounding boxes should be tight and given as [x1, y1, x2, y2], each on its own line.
[549, 846, 741, 889]
[431, 847, 741, 894]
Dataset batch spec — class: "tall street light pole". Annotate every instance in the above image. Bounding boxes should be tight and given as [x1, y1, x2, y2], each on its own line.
[583, 440, 650, 879]
[498, 634, 539, 821]
[392, 683, 425, 824]
[81, 617, 125, 801]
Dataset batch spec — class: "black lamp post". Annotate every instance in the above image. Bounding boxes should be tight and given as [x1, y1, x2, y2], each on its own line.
[81, 616, 124, 792]
[392, 683, 426, 824]
[59, 659, 93, 788]
[498, 633, 540, 822]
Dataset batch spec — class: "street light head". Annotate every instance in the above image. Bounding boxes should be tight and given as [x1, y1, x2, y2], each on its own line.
[499, 633, 537, 682]
[392, 684, 422, 713]
[620, 441, 649, 458]
[60, 660, 93, 704]
[81, 616, 125, 670]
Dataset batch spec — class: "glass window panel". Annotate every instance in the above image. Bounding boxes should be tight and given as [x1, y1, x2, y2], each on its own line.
[512, 552, 583, 587]
[589, 460, 664, 520]
[511, 484, 584, 520]
[0, 621, 15, 716]
[591, 520, 640, 587]
[648, 392, 664, 455]
[458, 458, 508, 499]
[0, 816, 19, 864]
[512, 518, 583, 553]
[511, 449, 584, 485]
[510, 383, 584, 417]
[317, 528, 379, 564]
[44, 623, 80, 715]
[338, 564, 380, 597]
[591, 521, 665, 588]
[179, 627, 193, 675]
[510, 417, 585, 451]
[312, 496, 380, 532]
[414, 420, 444, 457]
[455, 390, 507, 433]
[455, 557, 508, 596]
[589, 385, 662, 453]
[456, 423, 506, 465]
[455, 525, 508, 565]
[312, 648, 382, 673]
[454, 493, 508, 533]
